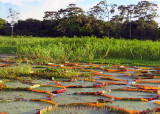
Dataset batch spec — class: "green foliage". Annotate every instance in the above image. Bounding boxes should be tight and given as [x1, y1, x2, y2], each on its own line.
[0, 64, 31, 78]
[34, 67, 80, 78]
[0, 18, 6, 29]
[0, 1, 160, 39]
[0, 36, 160, 66]
[0, 18, 7, 35]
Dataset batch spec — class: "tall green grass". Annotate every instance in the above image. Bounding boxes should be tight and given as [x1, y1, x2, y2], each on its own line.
[0, 36, 160, 65]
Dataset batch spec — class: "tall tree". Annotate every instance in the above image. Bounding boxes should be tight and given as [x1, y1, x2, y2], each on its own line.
[134, 1, 157, 39]
[15, 18, 42, 36]
[118, 4, 135, 39]
[57, 3, 84, 36]
[110, 15, 123, 38]
[0, 18, 6, 29]
[43, 11, 60, 20]
[89, 0, 117, 37]
[0, 18, 6, 35]
[7, 8, 20, 35]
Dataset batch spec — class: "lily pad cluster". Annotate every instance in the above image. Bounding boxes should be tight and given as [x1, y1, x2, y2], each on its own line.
[0, 55, 160, 114]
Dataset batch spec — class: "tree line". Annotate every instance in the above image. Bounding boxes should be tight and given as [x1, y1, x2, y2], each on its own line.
[0, 0, 160, 40]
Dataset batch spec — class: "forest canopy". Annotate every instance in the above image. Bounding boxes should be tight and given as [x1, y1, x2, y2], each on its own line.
[0, 0, 160, 40]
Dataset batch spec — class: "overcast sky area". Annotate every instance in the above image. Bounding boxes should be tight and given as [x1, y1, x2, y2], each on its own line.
[0, 0, 160, 23]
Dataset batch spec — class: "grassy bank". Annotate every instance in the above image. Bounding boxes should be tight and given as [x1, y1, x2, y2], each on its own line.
[0, 36, 160, 66]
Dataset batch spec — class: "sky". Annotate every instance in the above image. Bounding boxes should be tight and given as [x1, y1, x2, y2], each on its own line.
[0, 0, 160, 23]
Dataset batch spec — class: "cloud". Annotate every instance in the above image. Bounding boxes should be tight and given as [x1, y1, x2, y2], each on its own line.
[141, 0, 160, 1]
[0, 0, 97, 20]
[20, 0, 91, 20]
[0, 0, 36, 7]
[77, 2, 97, 11]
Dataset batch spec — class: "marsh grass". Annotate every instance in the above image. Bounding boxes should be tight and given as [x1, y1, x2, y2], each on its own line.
[0, 36, 160, 65]
[0, 64, 88, 79]
[34, 67, 80, 78]
[0, 64, 32, 78]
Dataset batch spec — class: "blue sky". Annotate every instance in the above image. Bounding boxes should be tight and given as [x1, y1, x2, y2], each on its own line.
[0, 0, 160, 23]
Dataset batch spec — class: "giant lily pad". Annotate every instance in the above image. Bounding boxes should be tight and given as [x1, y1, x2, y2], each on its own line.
[60, 80, 97, 87]
[31, 86, 62, 92]
[0, 101, 52, 114]
[0, 90, 49, 101]
[104, 90, 158, 98]
[107, 100, 159, 111]
[52, 94, 110, 105]
[31, 79, 57, 85]
[45, 105, 117, 114]
[135, 82, 160, 87]
[4, 80, 31, 88]
[66, 88, 104, 94]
